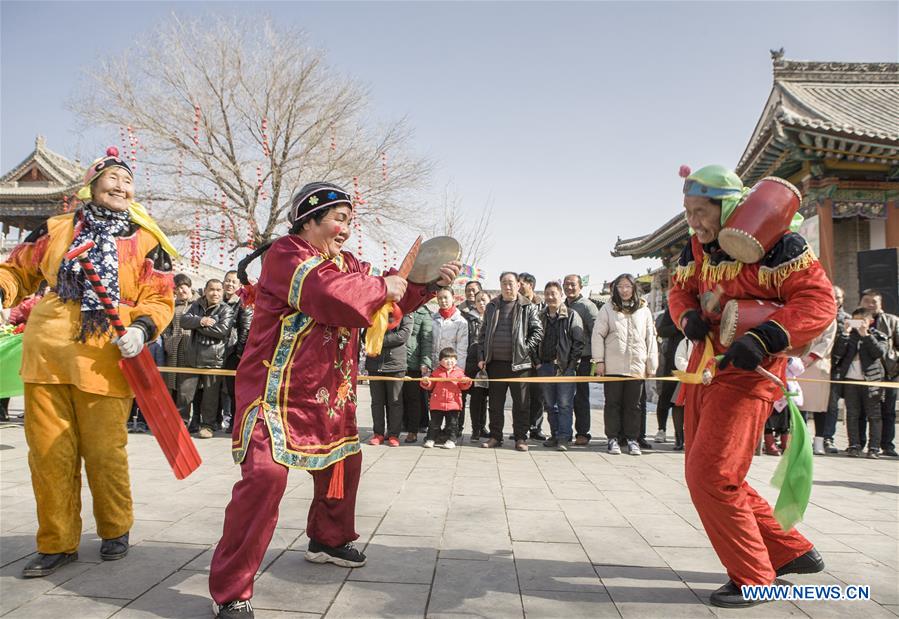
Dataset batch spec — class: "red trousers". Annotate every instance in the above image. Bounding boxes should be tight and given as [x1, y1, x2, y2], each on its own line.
[684, 381, 812, 586]
[209, 420, 361, 604]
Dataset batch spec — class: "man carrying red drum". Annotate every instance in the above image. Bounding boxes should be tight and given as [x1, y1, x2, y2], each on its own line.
[668, 165, 834, 608]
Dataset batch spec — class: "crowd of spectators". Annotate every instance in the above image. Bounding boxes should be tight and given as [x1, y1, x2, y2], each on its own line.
[363, 274, 899, 459]
[3, 268, 895, 457]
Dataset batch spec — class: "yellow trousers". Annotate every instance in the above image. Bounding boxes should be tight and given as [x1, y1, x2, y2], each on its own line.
[24, 383, 134, 554]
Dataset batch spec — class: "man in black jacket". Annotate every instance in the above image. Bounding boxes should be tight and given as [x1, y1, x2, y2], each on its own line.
[858, 289, 899, 456]
[832, 307, 890, 458]
[654, 306, 684, 446]
[478, 272, 543, 451]
[180, 279, 236, 438]
[537, 281, 584, 451]
[520, 272, 548, 440]
[563, 274, 599, 445]
[222, 271, 254, 432]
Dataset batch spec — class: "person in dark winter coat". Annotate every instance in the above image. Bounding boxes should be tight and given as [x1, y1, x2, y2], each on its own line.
[477, 272, 543, 451]
[537, 281, 584, 450]
[221, 270, 254, 431]
[832, 307, 890, 458]
[402, 305, 433, 441]
[365, 313, 413, 446]
[463, 291, 490, 441]
[180, 279, 236, 438]
[654, 306, 684, 444]
[563, 274, 599, 445]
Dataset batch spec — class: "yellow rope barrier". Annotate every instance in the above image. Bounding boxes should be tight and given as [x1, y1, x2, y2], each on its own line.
[154, 366, 898, 389]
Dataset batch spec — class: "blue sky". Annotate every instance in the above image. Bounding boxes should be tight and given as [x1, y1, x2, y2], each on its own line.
[2, 1, 897, 286]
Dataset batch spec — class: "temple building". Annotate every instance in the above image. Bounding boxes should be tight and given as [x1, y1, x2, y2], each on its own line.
[0, 136, 82, 249]
[613, 53, 899, 311]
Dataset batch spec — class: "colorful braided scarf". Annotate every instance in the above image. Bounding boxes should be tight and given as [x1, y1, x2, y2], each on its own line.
[57, 204, 131, 340]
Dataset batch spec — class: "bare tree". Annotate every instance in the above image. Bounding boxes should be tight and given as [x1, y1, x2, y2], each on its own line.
[428, 183, 493, 269]
[70, 15, 431, 254]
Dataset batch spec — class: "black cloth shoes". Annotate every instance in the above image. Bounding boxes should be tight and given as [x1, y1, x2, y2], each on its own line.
[775, 548, 824, 576]
[100, 532, 129, 561]
[710, 578, 791, 608]
[22, 552, 78, 578]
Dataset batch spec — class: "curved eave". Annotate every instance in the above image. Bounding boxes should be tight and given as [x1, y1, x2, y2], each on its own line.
[612, 213, 689, 259]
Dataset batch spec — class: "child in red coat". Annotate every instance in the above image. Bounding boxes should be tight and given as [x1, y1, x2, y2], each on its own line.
[421, 347, 471, 449]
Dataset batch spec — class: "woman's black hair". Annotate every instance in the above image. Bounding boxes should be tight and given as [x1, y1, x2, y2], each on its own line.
[289, 207, 332, 235]
[610, 273, 641, 311]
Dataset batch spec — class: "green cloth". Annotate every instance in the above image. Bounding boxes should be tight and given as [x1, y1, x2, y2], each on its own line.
[0, 333, 24, 398]
[770, 390, 813, 530]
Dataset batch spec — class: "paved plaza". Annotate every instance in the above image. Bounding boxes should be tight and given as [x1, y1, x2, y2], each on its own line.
[1, 386, 897, 618]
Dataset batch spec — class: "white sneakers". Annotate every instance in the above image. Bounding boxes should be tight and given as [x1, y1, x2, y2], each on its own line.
[607, 438, 622, 455]
[423, 439, 455, 449]
[627, 440, 642, 456]
[813, 436, 825, 455]
[654, 430, 667, 443]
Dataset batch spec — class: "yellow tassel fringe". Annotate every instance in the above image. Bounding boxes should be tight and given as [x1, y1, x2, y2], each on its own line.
[758, 248, 815, 291]
[700, 258, 743, 284]
[673, 262, 695, 284]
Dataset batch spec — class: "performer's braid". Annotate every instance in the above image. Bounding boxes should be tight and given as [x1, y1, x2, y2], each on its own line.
[237, 242, 272, 286]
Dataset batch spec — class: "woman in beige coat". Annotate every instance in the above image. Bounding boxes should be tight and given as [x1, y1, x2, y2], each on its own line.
[592, 274, 658, 455]
[799, 319, 837, 454]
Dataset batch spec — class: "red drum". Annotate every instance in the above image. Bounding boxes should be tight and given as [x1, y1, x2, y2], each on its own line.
[718, 177, 801, 264]
[719, 299, 810, 357]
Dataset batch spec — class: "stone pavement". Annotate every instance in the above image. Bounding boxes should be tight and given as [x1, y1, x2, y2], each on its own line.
[1, 385, 897, 618]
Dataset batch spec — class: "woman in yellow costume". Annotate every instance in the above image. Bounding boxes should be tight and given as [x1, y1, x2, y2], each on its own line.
[0, 146, 175, 578]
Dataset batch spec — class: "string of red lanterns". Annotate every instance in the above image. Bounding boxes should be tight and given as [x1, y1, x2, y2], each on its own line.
[261, 117, 270, 158]
[193, 104, 201, 147]
[219, 217, 226, 268]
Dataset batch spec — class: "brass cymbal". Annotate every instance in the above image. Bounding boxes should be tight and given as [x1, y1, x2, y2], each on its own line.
[407, 236, 462, 284]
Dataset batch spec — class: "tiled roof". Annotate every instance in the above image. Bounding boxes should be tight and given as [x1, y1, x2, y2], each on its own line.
[737, 58, 899, 183]
[0, 135, 83, 188]
[615, 56, 898, 260]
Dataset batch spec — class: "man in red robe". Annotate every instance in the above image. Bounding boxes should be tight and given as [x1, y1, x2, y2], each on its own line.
[209, 182, 460, 619]
[668, 165, 834, 608]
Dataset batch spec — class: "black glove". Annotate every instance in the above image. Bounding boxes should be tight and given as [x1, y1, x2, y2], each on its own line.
[681, 310, 710, 342]
[719, 333, 766, 371]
